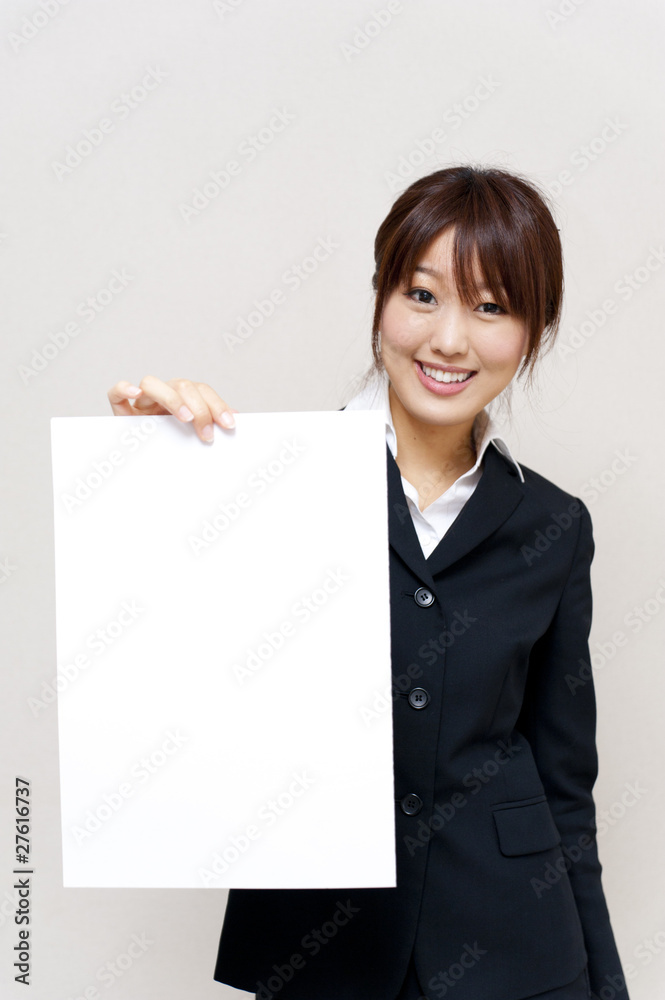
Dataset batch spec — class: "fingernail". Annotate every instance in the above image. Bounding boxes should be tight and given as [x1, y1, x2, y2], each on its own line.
[202, 424, 214, 442]
[220, 411, 235, 429]
[128, 385, 142, 395]
[178, 406, 194, 421]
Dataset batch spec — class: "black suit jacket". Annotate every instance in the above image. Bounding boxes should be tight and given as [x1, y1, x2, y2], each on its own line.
[214, 433, 629, 1000]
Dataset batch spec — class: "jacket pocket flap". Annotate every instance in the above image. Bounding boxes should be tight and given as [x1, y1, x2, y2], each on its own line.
[492, 798, 562, 856]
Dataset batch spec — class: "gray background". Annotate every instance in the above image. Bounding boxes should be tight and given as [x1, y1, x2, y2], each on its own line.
[1, 0, 663, 997]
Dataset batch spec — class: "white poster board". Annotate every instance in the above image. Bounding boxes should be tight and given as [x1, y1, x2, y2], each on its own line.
[50, 411, 395, 889]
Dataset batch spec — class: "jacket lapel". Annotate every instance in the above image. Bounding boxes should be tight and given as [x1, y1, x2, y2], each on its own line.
[386, 442, 438, 592]
[387, 441, 525, 582]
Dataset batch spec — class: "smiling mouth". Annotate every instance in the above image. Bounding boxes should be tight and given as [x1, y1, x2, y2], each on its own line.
[417, 361, 475, 384]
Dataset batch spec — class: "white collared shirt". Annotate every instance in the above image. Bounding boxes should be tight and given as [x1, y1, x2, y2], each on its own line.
[344, 372, 524, 558]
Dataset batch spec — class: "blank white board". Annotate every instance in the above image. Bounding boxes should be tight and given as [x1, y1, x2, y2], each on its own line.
[50, 411, 395, 888]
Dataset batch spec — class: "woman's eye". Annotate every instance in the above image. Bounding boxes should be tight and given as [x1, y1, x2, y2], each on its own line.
[476, 301, 505, 315]
[406, 288, 436, 305]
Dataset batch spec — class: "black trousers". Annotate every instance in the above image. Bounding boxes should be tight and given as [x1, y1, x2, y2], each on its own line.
[395, 951, 591, 1000]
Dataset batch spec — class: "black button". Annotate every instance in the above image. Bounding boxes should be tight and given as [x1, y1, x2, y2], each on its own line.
[408, 687, 430, 709]
[400, 793, 423, 816]
[414, 587, 435, 607]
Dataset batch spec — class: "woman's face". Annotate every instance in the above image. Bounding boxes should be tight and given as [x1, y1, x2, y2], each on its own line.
[379, 228, 529, 432]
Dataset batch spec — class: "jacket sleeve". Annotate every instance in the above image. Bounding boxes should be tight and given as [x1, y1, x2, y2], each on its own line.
[516, 498, 630, 999]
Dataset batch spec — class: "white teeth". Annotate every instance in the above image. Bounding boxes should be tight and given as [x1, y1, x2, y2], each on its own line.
[421, 364, 472, 383]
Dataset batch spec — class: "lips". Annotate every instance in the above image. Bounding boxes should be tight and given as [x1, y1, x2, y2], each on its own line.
[414, 359, 477, 396]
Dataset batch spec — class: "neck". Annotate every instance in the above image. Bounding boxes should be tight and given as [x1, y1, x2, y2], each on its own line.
[388, 382, 478, 481]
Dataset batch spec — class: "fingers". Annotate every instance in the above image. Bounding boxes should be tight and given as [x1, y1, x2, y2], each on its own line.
[107, 377, 237, 442]
[161, 378, 237, 442]
[107, 380, 144, 416]
[196, 383, 238, 438]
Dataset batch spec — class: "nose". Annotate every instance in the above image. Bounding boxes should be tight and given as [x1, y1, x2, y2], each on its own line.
[428, 303, 471, 358]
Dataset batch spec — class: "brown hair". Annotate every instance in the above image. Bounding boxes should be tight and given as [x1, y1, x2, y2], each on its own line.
[370, 165, 563, 383]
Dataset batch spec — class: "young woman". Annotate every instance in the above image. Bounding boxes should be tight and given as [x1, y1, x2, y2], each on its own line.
[108, 166, 630, 1000]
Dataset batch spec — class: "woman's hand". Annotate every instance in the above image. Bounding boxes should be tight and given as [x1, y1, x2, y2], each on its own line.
[107, 376, 237, 443]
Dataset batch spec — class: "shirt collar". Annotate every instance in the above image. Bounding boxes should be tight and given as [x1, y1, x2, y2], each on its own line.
[343, 370, 525, 484]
